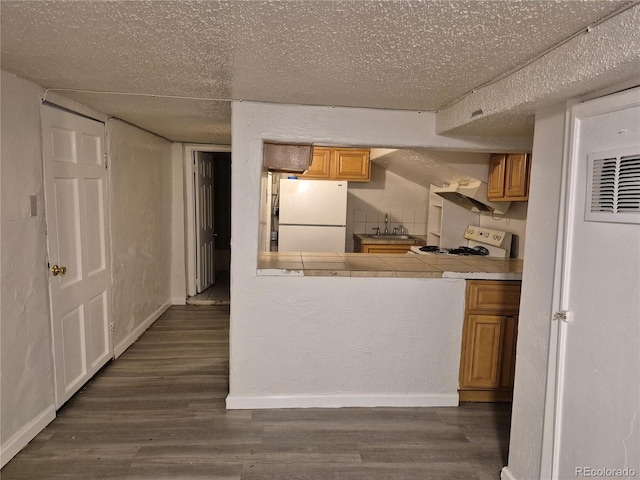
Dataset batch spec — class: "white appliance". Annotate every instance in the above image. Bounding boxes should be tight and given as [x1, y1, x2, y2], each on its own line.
[463, 225, 512, 257]
[278, 179, 348, 252]
[410, 225, 513, 258]
[434, 181, 511, 215]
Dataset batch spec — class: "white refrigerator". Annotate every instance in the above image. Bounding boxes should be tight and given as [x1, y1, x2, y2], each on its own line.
[278, 179, 348, 252]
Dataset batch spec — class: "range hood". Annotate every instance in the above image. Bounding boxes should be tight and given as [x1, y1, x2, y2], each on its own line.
[434, 181, 511, 215]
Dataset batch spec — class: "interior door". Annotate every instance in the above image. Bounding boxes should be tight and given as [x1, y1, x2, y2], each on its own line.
[195, 152, 216, 293]
[41, 105, 112, 408]
[551, 89, 640, 478]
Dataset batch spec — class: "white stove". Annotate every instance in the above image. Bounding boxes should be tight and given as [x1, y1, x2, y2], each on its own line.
[411, 225, 513, 258]
[464, 225, 512, 258]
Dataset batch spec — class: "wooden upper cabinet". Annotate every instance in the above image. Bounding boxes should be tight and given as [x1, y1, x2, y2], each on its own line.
[488, 154, 506, 199]
[300, 147, 371, 182]
[488, 153, 531, 202]
[504, 153, 530, 200]
[333, 148, 370, 181]
[301, 147, 332, 179]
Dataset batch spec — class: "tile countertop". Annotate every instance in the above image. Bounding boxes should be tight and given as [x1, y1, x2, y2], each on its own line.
[257, 252, 523, 280]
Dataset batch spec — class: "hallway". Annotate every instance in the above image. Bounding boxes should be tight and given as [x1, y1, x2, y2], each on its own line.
[187, 270, 231, 306]
[2, 305, 511, 479]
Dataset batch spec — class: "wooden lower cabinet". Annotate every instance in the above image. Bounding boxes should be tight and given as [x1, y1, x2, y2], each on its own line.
[353, 237, 418, 254]
[459, 280, 521, 402]
[359, 244, 413, 254]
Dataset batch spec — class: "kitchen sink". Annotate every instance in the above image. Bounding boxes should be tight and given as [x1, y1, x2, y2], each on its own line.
[362, 234, 415, 240]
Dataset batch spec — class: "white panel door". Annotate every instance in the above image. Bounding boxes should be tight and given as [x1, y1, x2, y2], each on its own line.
[42, 106, 112, 408]
[195, 152, 216, 293]
[552, 89, 640, 478]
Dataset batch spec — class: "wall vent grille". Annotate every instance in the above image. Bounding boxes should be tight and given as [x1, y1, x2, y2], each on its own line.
[587, 148, 640, 224]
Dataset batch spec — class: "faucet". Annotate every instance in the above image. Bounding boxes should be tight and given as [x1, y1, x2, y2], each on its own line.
[384, 213, 389, 234]
[393, 225, 406, 236]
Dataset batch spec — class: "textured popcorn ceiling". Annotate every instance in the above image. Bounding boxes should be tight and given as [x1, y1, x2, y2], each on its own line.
[1, 1, 637, 143]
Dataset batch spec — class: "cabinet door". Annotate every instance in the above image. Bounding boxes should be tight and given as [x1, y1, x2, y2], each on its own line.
[333, 148, 370, 181]
[466, 280, 521, 314]
[362, 244, 412, 254]
[301, 147, 331, 179]
[500, 315, 518, 389]
[488, 154, 506, 200]
[460, 314, 505, 389]
[504, 153, 530, 200]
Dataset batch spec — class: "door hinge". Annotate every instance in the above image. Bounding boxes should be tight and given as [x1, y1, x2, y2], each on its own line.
[553, 310, 571, 322]
[109, 322, 115, 333]
[104, 153, 108, 169]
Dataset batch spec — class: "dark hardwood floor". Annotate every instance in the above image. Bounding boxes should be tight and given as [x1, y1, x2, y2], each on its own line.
[2, 305, 511, 479]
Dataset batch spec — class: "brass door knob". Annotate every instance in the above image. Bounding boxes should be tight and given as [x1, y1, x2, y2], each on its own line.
[51, 264, 67, 276]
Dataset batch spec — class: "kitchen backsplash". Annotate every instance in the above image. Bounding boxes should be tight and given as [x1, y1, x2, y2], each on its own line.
[346, 165, 429, 252]
[350, 208, 428, 237]
[479, 201, 528, 258]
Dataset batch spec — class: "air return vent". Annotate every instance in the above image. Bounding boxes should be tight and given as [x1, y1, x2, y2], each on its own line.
[586, 147, 640, 224]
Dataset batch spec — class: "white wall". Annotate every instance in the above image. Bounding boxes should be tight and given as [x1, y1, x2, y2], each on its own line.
[0, 72, 177, 466]
[347, 164, 429, 252]
[0, 71, 56, 466]
[503, 104, 567, 480]
[479, 202, 528, 258]
[108, 120, 174, 356]
[229, 102, 528, 408]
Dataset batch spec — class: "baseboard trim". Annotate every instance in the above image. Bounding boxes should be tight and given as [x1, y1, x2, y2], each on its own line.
[114, 299, 171, 358]
[501, 466, 517, 480]
[1, 405, 56, 468]
[225, 393, 459, 410]
[171, 297, 186, 305]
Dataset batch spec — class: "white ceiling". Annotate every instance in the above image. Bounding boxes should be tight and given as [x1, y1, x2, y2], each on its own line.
[1, 1, 638, 144]
[371, 148, 491, 189]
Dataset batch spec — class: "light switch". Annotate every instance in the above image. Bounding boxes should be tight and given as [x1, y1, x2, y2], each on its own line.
[29, 195, 37, 217]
